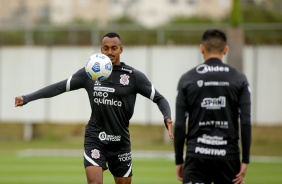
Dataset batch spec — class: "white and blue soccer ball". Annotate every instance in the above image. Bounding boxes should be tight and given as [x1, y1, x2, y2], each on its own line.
[85, 53, 112, 81]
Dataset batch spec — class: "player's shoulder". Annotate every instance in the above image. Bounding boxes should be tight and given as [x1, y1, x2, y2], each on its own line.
[77, 67, 86, 73]
[72, 67, 89, 81]
[224, 63, 248, 80]
[180, 65, 199, 79]
[74, 67, 88, 75]
[177, 69, 195, 86]
[120, 62, 144, 76]
[120, 62, 151, 85]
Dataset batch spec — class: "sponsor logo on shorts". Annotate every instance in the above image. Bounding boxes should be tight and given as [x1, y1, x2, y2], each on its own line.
[118, 152, 132, 162]
[98, 131, 121, 142]
[91, 149, 100, 159]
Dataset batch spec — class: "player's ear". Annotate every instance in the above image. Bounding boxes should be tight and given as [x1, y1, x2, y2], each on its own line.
[200, 44, 205, 54]
[120, 46, 123, 54]
[223, 45, 228, 55]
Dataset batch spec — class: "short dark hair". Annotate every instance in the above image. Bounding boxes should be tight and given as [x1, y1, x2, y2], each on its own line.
[103, 32, 121, 40]
[201, 29, 227, 53]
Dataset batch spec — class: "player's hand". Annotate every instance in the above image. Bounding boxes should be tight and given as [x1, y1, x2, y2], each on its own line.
[176, 164, 184, 181]
[15, 96, 24, 107]
[233, 163, 248, 184]
[166, 119, 174, 139]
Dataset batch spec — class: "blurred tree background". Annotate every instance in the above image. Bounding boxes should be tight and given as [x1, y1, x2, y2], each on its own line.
[0, 0, 282, 46]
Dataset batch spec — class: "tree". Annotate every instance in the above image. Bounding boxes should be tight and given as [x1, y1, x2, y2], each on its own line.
[227, 0, 244, 72]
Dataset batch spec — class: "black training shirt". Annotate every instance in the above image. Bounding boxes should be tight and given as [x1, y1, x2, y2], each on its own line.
[23, 62, 171, 148]
[174, 58, 251, 164]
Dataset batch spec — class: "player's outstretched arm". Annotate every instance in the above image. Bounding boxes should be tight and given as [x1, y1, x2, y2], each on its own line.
[166, 118, 174, 139]
[15, 96, 24, 107]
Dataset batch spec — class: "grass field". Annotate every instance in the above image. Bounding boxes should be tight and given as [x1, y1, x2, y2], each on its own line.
[0, 151, 281, 184]
[1, 124, 282, 183]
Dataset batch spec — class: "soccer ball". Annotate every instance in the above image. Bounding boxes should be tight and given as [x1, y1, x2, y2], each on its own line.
[85, 53, 113, 81]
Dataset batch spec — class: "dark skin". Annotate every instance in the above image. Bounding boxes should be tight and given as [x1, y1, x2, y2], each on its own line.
[101, 36, 123, 66]
[15, 36, 174, 184]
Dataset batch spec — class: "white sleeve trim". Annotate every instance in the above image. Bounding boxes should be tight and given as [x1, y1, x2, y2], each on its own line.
[150, 84, 155, 101]
[66, 75, 73, 92]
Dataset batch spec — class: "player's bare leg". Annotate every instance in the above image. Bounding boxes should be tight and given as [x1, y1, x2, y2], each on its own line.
[85, 166, 103, 184]
[114, 176, 132, 184]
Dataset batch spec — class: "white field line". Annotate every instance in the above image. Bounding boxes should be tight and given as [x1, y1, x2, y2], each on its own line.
[17, 149, 174, 159]
[17, 149, 282, 163]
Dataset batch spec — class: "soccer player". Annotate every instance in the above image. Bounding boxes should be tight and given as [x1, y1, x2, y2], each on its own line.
[174, 29, 251, 184]
[15, 32, 174, 184]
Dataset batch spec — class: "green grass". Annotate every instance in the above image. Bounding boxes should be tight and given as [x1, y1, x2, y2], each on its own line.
[0, 153, 85, 184]
[1, 124, 282, 156]
[1, 124, 282, 183]
[0, 152, 281, 184]
[245, 162, 282, 184]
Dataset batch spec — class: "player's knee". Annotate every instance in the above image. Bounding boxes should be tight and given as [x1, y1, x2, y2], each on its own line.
[87, 179, 102, 184]
[85, 165, 103, 184]
[86, 174, 103, 184]
[114, 177, 132, 184]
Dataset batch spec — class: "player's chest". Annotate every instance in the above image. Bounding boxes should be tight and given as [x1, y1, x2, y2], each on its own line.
[87, 72, 136, 96]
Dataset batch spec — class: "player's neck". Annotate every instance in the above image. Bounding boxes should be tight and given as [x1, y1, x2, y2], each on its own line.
[203, 54, 223, 62]
[112, 60, 121, 66]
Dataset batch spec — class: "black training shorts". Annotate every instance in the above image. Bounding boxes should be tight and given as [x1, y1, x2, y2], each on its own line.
[84, 143, 132, 177]
[183, 156, 240, 184]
